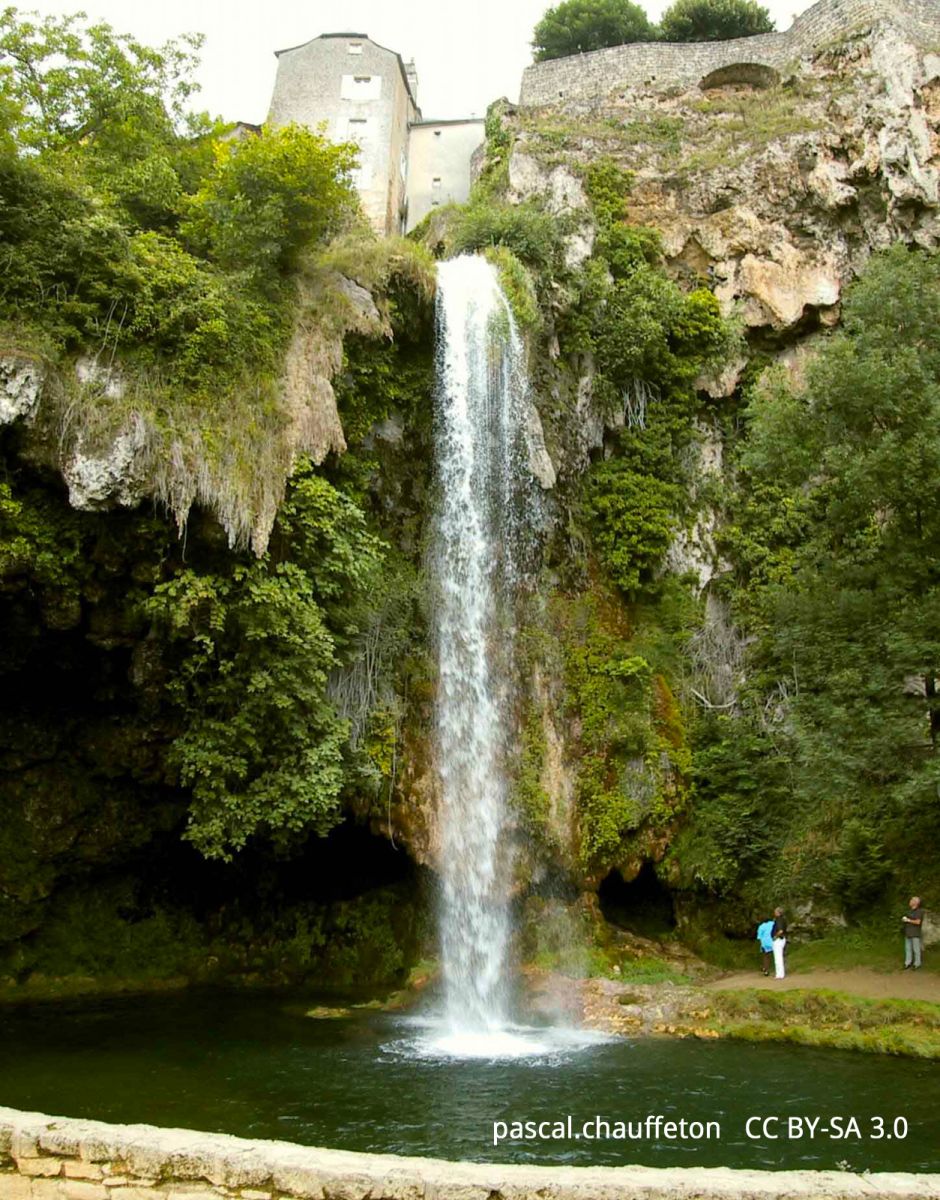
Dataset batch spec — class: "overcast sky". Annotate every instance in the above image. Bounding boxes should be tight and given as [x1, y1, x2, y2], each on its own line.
[16, 0, 815, 121]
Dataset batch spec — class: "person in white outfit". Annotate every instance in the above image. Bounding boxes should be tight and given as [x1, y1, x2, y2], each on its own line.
[771, 906, 787, 979]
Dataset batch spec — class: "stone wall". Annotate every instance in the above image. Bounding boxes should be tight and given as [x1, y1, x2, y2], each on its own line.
[519, 0, 940, 104]
[3, 1107, 940, 1200]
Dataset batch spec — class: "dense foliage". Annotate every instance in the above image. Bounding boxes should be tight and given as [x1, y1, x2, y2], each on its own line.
[142, 469, 385, 858]
[532, 0, 657, 61]
[579, 160, 731, 597]
[678, 246, 940, 914]
[0, 10, 356, 381]
[0, 12, 431, 875]
[660, 0, 774, 42]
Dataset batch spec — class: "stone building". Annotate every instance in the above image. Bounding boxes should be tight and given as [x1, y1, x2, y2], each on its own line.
[267, 33, 484, 236]
[406, 118, 489, 230]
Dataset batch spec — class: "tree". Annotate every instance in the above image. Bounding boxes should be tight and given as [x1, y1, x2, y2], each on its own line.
[143, 467, 386, 860]
[180, 125, 358, 285]
[660, 0, 773, 41]
[0, 8, 202, 151]
[728, 246, 940, 902]
[0, 8, 216, 226]
[532, 0, 657, 62]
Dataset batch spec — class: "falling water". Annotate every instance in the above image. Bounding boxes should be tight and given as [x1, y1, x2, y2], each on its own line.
[431, 255, 533, 1048]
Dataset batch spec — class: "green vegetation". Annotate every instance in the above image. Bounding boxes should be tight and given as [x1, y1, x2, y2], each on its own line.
[660, 0, 774, 41]
[706, 990, 940, 1059]
[143, 467, 384, 859]
[514, 708, 553, 845]
[0, 8, 381, 552]
[676, 246, 940, 920]
[680, 84, 825, 175]
[0, 10, 356, 359]
[532, 0, 657, 62]
[574, 157, 732, 602]
[450, 199, 565, 278]
[545, 588, 694, 872]
[0, 876, 425, 996]
[791, 925, 915, 974]
[529, 0, 774, 63]
[4, 5, 938, 999]
[483, 245, 542, 334]
[0, 11, 440, 988]
[754, 248, 940, 897]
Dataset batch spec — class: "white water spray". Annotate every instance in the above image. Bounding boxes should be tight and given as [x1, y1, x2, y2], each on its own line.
[431, 255, 533, 1047]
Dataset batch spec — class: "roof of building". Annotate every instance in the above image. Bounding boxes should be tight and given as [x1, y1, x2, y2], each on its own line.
[273, 32, 419, 111]
[411, 117, 485, 128]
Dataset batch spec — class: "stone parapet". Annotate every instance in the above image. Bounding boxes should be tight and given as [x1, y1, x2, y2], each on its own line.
[519, 0, 940, 103]
[2, 1107, 940, 1200]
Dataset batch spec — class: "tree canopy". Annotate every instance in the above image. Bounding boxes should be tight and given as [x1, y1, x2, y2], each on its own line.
[532, 0, 657, 61]
[0, 8, 358, 370]
[716, 245, 940, 906]
[660, 0, 774, 41]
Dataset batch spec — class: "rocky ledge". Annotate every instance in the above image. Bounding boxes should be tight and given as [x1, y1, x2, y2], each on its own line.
[2, 1106, 940, 1200]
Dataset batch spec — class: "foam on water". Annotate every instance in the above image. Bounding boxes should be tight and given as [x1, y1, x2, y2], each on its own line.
[383, 1018, 614, 1063]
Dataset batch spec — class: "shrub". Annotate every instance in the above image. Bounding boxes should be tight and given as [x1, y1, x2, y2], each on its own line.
[532, 0, 658, 61]
[451, 199, 563, 276]
[660, 0, 774, 42]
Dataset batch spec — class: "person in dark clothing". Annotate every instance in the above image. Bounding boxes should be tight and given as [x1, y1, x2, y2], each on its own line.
[902, 896, 925, 969]
[771, 906, 787, 979]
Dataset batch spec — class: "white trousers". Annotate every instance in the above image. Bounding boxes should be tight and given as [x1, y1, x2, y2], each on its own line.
[772, 937, 786, 978]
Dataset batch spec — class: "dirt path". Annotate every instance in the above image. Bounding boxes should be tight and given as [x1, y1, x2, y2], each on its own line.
[705, 967, 940, 1003]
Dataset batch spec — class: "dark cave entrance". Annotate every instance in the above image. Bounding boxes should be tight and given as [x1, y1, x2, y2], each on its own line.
[143, 817, 419, 913]
[598, 863, 676, 937]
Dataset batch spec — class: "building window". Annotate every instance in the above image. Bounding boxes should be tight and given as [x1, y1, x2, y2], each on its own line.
[432, 177, 442, 188]
[341, 74, 381, 100]
[347, 42, 363, 54]
[347, 117, 368, 143]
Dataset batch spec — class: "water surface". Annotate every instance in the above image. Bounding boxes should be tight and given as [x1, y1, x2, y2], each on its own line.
[1, 990, 938, 1173]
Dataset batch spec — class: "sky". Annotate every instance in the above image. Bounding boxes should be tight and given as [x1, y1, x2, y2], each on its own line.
[15, 0, 816, 122]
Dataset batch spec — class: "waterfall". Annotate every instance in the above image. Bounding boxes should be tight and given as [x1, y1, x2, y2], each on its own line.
[431, 255, 533, 1042]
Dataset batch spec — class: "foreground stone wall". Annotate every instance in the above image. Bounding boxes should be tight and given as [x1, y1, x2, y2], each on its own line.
[2, 1107, 940, 1200]
[519, 0, 940, 103]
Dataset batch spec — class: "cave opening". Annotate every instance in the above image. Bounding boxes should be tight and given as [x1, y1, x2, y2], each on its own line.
[598, 863, 676, 937]
[140, 818, 419, 915]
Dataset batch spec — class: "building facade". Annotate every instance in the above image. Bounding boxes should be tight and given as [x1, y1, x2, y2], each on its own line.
[406, 118, 487, 231]
[267, 33, 484, 236]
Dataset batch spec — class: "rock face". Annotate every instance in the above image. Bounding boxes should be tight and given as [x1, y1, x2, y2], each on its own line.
[0, 357, 43, 426]
[0, 272, 392, 555]
[508, 13, 940, 349]
[64, 415, 149, 512]
[457, 8, 940, 913]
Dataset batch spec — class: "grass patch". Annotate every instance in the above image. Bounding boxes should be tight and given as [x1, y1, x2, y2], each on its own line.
[706, 988, 940, 1059]
[789, 925, 911, 973]
[616, 115, 685, 158]
[617, 957, 690, 985]
[678, 84, 826, 175]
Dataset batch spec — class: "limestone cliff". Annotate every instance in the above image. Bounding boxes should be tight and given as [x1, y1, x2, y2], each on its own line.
[508, 5, 939, 377]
